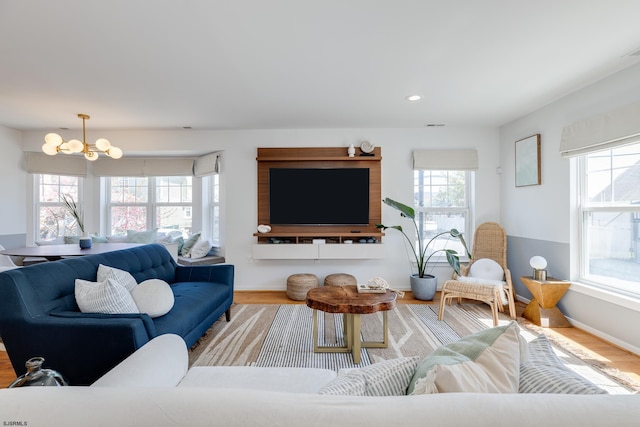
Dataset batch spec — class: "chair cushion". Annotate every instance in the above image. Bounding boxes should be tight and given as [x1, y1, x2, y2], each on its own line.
[469, 258, 504, 281]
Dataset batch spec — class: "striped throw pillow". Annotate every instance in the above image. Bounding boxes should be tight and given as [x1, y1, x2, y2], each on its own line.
[519, 335, 607, 394]
[97, 264, 138, 293]
[317, 357, 419, 396]
[75, 278, 139, 314]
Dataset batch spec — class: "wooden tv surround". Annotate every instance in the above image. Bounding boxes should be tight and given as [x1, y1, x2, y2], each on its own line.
[253, 147, 384, 260]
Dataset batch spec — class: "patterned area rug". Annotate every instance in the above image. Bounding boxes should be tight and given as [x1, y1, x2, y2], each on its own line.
[189, 303, 638, 394]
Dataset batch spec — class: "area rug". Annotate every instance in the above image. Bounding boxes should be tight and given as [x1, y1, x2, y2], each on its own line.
[189, 303, 639, 394]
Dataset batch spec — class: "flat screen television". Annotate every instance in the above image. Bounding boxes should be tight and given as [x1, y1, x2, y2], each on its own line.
[269, 168, 370, 225]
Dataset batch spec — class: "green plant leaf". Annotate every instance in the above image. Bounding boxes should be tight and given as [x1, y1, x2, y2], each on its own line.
[382, 198, 415, 220]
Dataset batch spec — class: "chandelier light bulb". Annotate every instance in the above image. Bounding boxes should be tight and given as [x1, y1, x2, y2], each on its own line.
[95, 138, 111, 151]
[107, 146, 123, 159]
[42, 143, 58, 155]
[44, 133, 63, 146]
[84, 151, 98, 161]
[67, 139, 84, 153]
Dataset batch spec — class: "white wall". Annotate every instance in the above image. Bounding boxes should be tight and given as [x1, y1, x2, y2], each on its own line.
[0, 126, 27, 243]
[500, 61, 640, 354]
[20, 126, 500, 291]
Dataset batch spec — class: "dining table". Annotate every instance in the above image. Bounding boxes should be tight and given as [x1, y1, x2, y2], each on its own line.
[0, 243, 144, 261]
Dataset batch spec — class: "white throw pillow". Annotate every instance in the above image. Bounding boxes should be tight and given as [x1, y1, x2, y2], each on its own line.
[408, 321, 522, 395]
[189, 237, 212, 259]
[75, 278, 139, 314]
[97, 264, 138, 293]
[131, 279, 175, 318]
[181, 232, 201, 256]
[469, 258, 504, 281]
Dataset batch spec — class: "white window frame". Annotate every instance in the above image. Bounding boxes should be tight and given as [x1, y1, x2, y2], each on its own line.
[413, 170, 473, 263]
[577, 144, 640, 298]
[34, 174, 84, 240]
[209, 173, 221, 246]
[105, 176, 194, 236]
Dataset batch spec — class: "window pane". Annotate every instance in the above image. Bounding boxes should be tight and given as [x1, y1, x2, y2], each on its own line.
[414, 170, 466, 208]
[586, 145, 640, 206]
[584, 210, 640, 286]
[416, 211, 468, 256]
[110, 177, 148, 203]
[156, 206, 192, 235]
[155, 176, 192, 203]
[39, 206, 78, 239]
[110, 206, 147, 235]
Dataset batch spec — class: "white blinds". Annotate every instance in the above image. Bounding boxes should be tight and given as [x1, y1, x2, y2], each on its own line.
[93, 158, 195, 177]
[412, 149, 478, 170]
[560, 101, 640, 157]
[25, 152, 87, 177]
[193, 152, 221, 177]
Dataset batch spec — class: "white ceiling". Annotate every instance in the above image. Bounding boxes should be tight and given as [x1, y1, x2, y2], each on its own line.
[1, 0, 640, 132]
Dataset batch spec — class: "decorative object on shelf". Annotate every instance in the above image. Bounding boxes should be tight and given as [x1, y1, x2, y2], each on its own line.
[9, 357, 68, 387]
[257, 224, 272, 233]
[360, 140, 375, 155]
[347, 143, 356, 157]
[376, 197, 470, 300]
[359, 276, 405, 297]
[61, 194, 92, 249]
[515, 134, 541, 187]
[530, 255, 548, 281]
[42, 113, 123, 161]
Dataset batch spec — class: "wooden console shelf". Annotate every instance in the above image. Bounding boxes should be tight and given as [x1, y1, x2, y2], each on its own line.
[255, 146, 383, 259]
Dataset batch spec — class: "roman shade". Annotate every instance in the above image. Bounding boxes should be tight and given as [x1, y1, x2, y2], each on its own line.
[93, 158, 195, 177]
[412, 149, 478, 170]
[560, 101, 640, 158]
[25, 152, 87, 177]
[193, 152, 221, 177]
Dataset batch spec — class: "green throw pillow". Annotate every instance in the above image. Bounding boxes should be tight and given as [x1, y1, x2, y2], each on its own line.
[181, 232, 201, 256]
[407, 321, 522, 394]
[126, 229, 158, 244]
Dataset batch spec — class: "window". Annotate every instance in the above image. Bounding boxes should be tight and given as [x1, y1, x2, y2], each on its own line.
[413, 170, 471, 260]
[209, 174, 220, 245]
[579, 142, 640, 295]
[107, 176, 193, 236]
[36, 174, 82, 240]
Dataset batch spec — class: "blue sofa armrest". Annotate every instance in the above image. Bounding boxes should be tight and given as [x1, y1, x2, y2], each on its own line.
[2, 312, 156, 386]
[174, 263, 234, 288]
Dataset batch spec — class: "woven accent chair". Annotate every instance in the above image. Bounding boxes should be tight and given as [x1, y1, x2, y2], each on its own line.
[438, 222, 516, 326]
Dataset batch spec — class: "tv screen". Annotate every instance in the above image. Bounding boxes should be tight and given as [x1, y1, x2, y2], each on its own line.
[269, 168, 370, 225]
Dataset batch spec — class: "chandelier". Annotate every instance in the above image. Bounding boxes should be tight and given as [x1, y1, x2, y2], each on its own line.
[42, 113, 123, 161]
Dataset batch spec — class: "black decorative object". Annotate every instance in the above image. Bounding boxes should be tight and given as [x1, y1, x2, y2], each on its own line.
[8, 357, 68, 387]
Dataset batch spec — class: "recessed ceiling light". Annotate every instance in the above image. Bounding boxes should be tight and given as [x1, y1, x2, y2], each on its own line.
[405, 95, 422, 101]
[425, 123, 446, 127]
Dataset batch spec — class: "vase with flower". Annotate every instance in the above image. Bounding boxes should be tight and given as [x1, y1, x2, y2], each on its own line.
[62, 194, 91, 249]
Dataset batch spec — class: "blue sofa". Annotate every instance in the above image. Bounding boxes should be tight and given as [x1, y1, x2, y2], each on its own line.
[0, 243, 234, 385]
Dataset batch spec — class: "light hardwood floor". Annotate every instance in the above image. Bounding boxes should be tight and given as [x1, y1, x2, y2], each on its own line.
[2, 290, 639, 387]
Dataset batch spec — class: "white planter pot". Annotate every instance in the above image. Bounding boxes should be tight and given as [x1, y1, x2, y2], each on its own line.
[410, 274, 437, 301]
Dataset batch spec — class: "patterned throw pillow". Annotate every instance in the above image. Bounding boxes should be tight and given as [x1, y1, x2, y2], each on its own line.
[75, 278, 139, 314]
[97, 264, 138, 293]
[180, 232, 201, 256]
[519, 335, 607, 394]
[408, 321, 522, 394]
[317, 357, 420, 396]
[188, 237, 212, 259]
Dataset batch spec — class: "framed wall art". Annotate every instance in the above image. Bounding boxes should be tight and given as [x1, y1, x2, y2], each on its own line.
[515, 134, 541, 187]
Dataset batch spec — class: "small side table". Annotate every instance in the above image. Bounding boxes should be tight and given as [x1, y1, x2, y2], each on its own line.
[521, 276, 571, 328]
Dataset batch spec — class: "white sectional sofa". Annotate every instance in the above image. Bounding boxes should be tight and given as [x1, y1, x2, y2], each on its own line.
[1, 334, 638, 427]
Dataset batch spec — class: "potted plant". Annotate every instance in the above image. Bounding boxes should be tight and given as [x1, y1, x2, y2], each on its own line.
[376, 197, 470, 300]
[61, 194, 91, 248]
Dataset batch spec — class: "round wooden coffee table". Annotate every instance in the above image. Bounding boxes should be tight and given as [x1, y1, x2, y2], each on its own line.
[305, 285, 397, 364]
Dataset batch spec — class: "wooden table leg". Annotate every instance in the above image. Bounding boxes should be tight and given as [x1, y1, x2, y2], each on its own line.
[352, 314, 362, 364]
